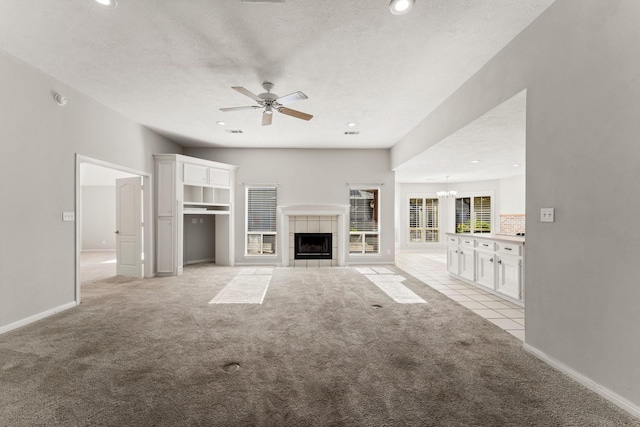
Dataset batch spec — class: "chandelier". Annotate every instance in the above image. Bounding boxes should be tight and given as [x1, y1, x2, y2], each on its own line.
[437, 176, 457, 198]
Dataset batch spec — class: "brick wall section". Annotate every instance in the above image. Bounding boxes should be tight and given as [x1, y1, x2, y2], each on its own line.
[500, 214, 525, 235]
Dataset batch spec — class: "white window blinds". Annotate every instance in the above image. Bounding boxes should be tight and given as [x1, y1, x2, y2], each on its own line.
[247, 187, 277, 232]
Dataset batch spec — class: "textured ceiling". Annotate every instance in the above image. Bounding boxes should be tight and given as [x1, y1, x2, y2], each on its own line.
[0, 0, 554, 154]
[394, 90, 526, 183]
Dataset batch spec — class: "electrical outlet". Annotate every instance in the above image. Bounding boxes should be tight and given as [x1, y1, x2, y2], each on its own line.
[540, 208, 555, 223]
[192, 218, 197, 224]
[62, 212, 75, 222]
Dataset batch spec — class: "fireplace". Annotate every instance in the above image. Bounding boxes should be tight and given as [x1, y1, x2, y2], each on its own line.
[295, 233, 332, 260]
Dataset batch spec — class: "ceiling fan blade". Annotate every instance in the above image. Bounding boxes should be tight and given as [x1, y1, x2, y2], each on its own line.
[220, 106, 261, 112]
[262, 112, 273, 126]
[278, 107, 313, 121]
[232, 86, 262, 102]
[276, 91, 308, 106]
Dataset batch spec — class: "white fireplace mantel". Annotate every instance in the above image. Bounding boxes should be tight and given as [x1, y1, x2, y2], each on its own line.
[278, 204, 350, 267]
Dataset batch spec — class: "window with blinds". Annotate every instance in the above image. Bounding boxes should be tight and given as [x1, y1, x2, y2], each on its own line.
[409, 197, 439, 243]
[473, 196, 491, 233]
[349, 188, 379, 254]
[246, 186, 277, 255]
[455, 195, 491, 234]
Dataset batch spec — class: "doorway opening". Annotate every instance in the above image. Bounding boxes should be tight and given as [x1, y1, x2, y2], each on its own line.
[75, 155, 152, 304]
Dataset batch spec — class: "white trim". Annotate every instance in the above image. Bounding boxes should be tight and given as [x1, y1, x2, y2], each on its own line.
[0, 302, 77, 335]
[523, 343, 640, 419]
[75, 154, 153, 306]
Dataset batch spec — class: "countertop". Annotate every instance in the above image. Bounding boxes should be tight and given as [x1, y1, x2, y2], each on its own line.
[446, 233, 525, 244]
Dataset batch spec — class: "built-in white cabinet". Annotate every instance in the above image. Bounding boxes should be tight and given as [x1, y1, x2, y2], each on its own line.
[446, 233, 524, 304]
[154, 154, 238, 275]
[459, 238, 475, 282]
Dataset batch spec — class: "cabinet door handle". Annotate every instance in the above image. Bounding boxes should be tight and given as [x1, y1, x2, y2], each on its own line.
[115, 230, 119, 234]
[489, 258, 493, 262]
[498, 259, 502, 265]
[505, 247, 512, 251]
[459, 251, 463, 255]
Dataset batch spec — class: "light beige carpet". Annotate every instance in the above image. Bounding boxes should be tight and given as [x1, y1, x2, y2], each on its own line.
[0, 263, 638, 426]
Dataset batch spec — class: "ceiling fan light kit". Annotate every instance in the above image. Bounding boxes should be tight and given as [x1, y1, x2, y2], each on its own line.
[220, 81, 313, 126]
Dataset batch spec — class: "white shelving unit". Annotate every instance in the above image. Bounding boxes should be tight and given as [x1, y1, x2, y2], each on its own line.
[154, 154, 238, 275]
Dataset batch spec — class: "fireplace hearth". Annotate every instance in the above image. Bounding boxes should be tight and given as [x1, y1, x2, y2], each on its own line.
[295, 233, 332, 260]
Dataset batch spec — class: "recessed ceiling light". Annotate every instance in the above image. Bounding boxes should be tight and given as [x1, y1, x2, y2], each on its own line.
[94, 0, 117, 8]
[389, 0, 415, 15]
[217, 121, 226, 126]
[347, 122, 357, 127]
[513, 163, 521, 167]
[470, 160, 481, 164]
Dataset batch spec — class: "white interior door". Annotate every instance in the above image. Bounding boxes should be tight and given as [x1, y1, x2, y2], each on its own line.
[116, 177, 143, 278]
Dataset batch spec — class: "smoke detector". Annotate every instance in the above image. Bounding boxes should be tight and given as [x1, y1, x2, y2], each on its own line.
[52, 91, 67, 107]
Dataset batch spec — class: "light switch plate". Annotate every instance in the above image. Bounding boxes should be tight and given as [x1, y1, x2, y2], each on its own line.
[540, 208, 555, 223]
[62, 212, 75, 221]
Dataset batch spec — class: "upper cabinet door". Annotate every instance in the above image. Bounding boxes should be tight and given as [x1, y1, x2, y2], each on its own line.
[209, 168, 230, 187]
[157, 161, 175, 216]
[184, 163, 208, 185]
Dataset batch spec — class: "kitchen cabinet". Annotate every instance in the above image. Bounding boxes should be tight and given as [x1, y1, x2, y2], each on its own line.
[458, 237, 475, 281]
[446, 233, 524, 304]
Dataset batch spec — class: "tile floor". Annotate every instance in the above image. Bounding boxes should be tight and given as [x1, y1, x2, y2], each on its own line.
[395, 250, 525, 341]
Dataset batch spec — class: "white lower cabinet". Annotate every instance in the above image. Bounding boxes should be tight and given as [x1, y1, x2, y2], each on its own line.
[475, 250, 496, 290]
[459, 248, 475, 282]
[496, 255, 522, 300]
[447, 245, 459, 274]
[446, 233, 524, 303]
[156, 217, 175, 275]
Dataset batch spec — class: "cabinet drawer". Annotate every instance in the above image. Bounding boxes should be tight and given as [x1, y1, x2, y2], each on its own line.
[447, 235, 458, 246]
[497, 242, 522, 256]
[476, 239, 496, 251]
[460, 237, 475, 248]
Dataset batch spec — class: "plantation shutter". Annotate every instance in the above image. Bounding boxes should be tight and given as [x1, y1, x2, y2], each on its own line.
[425, 199, 438, 229]
[247, 187, 277, 232]
[473, 196, 491, 233]
[409, 198, 423, 229]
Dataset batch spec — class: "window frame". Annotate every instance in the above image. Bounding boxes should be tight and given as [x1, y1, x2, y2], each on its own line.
[454, 192, 494, 234]
[408, 194, 440, 244]
[245, 185, 278, 256]
[349, 186, 381, 255]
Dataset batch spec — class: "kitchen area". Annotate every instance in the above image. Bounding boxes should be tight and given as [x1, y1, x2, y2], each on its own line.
[393, 91, 527, 339]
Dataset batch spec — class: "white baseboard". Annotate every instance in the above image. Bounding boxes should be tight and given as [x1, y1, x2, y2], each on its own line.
[523, 343, 640, 419]
[0, 301, 77, 335]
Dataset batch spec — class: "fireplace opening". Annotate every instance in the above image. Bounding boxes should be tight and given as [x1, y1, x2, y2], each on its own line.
[295, 233, 332, 260]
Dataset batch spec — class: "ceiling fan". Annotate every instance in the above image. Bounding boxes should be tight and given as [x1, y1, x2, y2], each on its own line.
[220, 82, 313, 126]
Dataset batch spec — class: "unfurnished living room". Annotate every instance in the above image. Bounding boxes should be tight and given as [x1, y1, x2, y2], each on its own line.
[1, 1, 640, 426]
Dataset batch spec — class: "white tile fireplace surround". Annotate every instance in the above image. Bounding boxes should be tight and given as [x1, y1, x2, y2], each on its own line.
[278, 205, 349, 267]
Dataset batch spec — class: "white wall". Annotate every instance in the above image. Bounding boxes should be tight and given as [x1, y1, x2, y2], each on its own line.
[185, 148, 395, 265]
[391, 0, 640, 411]
[0, 50, 182, 331]
[81, 186, 116, 251]
[499, 175, 525, 214]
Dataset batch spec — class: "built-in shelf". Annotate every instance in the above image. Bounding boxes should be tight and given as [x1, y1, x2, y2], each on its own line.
[155, 154, 237, 275]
